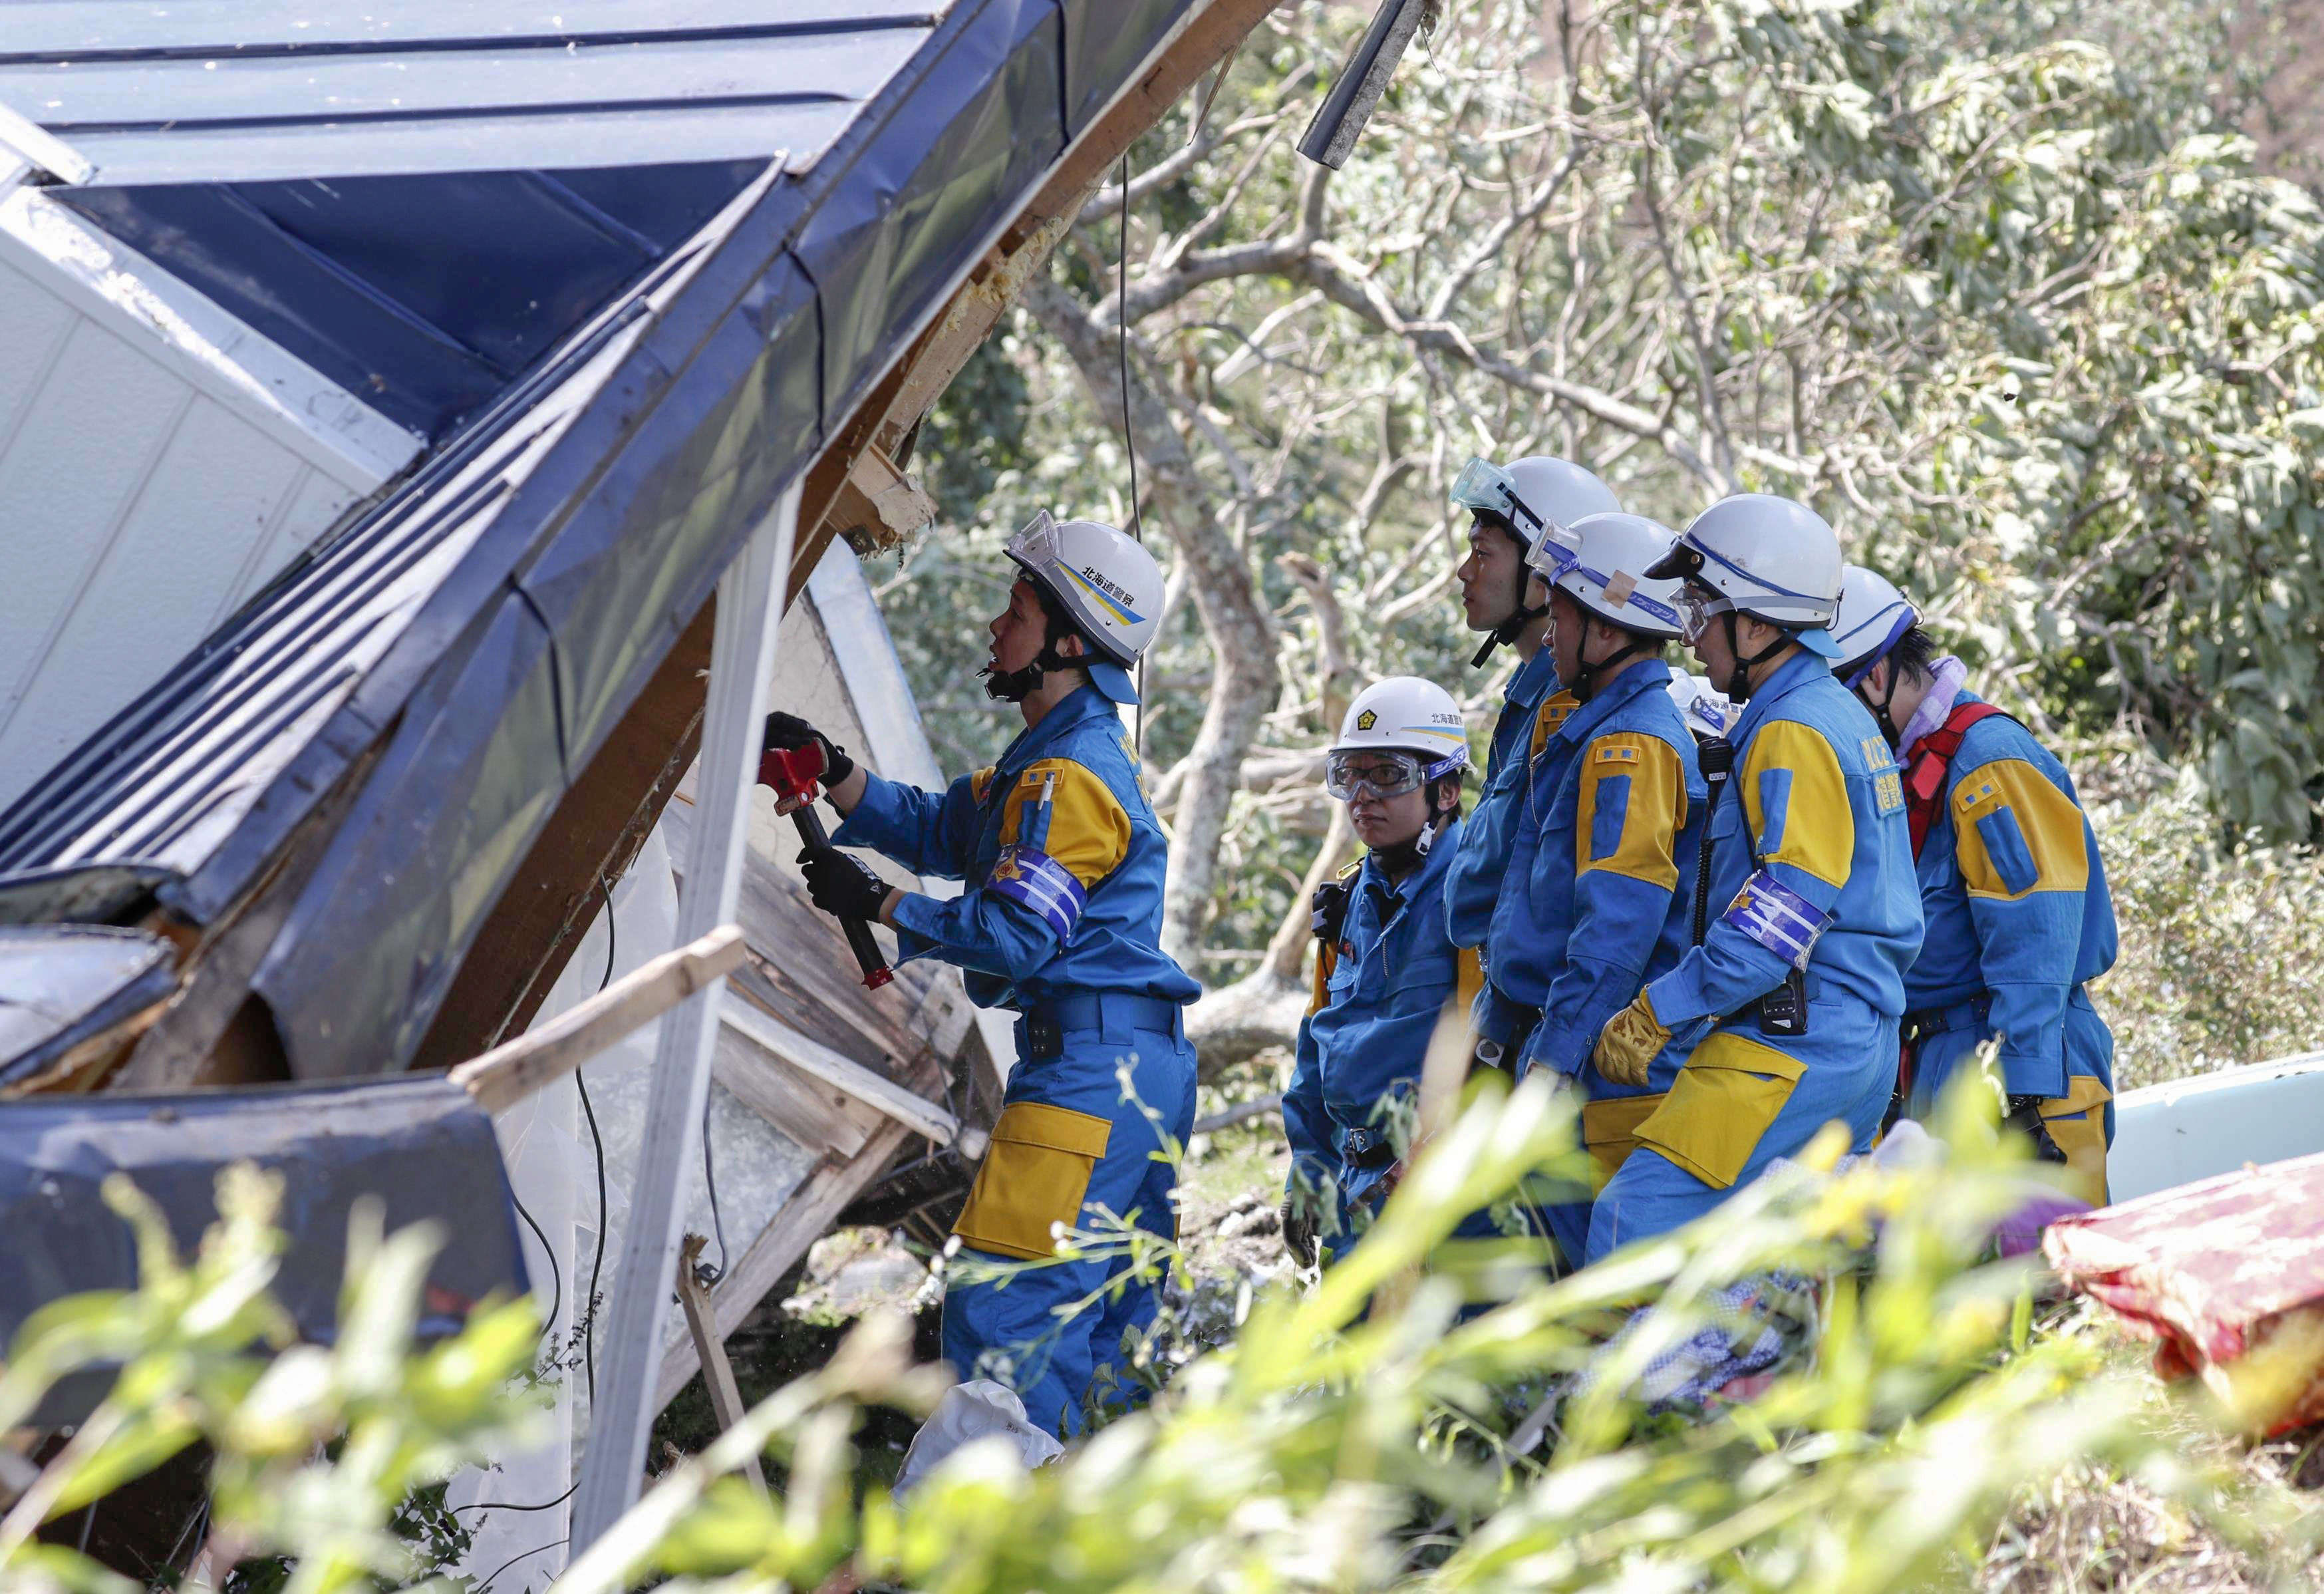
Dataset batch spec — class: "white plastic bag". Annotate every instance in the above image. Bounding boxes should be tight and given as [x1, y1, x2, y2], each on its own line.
[894, 1379, 1064, 1496]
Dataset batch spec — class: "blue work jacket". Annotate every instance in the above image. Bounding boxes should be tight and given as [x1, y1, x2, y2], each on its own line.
[1906, 694, 2118, 1098]
[1284, 820, 1468, 1192]
[1646, 649, 1922, 1045]
[1509, 660, 1708, 1084]
[833, 685, 1200, 1011]
[1444, 649, 1564, 951]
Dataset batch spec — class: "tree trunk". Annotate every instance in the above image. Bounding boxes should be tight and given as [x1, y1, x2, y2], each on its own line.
[1022, 273, 1279, 971]
[1185, 804, 1354, 1078]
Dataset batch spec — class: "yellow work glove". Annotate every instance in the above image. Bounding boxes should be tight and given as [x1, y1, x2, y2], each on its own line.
[1592, 991, 1671, 1088]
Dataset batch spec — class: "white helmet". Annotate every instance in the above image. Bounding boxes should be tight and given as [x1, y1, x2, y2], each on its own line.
[1004, 510, 1164, 704]
[1647, 494, 1844, 657]
[1830, 565, 1919, 687]
[1667, 675, 1735, 740]
[1526, 511, 1685, 639]
[1325, 677, 1468, 801]
[1449, 454, 1620, 558]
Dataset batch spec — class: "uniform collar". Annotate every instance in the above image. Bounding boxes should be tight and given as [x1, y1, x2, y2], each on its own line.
[1550, 657, 1673, 747]
[994, 683, 1115, 772]
[1505, 647, 1560, 710]
[1359, 814, 1463, 907]
[1730, 647, 1830, 743]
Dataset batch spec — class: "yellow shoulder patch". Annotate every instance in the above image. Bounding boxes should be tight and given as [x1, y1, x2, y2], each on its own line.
[970, 766, 997, 805]
[1952, 757, 2090, 899]
[1741, 720, 1854, 887]
[1530, 689, 1582, 758]
[999, 757, 1133, 887]
[1336, 858, 1363, 881]
[1577, 733, 1685, 889]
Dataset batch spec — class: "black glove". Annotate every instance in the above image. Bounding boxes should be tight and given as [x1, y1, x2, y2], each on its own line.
[1310, 876, 1353, 947]
[799, 845, 890, 923]
[762, 712, 854, 788]
[1280, 1196, 1318, 1268]
[2003, 1094, 2069, 1164]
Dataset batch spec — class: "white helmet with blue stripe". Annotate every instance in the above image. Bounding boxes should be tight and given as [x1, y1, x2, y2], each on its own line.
[1448, 454, 1621, 558]
[1668, 674, 1736, 739]
[1646, 493, 1845, 658]
[1829, 565, 1919, 686]
[1004, 510, 1163, 704]
[1525, 510, 1685, 638]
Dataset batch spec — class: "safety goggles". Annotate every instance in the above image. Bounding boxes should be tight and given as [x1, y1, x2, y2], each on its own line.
[1326, 748, 1463, 801]
[1449, 457, 1548, 550]
[1004, 507, 1063, 571]
[1528, 530, 1683, 631]
[1673, 584, 1734, 645]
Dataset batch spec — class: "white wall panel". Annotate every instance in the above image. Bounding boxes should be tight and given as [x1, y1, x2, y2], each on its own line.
[0, 206, 421, 811]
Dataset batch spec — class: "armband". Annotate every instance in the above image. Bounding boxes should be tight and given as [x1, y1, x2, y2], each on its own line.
[1720, 869, 1831, 970]
[986, 844, 1088, 939]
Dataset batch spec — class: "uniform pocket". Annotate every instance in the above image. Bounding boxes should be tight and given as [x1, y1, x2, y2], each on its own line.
[2039, 1074, 2112, 1208]
[1580, 1091, 1667, 1192]
[952, 1101, 1113, 1260]
[1633, 1033, 1807, 1190]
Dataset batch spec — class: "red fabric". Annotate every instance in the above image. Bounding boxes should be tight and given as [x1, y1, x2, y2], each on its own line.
[2044, 1152, 2324, 1430]
[1904, 701, 2009, 858]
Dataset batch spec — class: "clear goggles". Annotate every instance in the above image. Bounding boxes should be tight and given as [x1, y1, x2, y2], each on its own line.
[1326, 748, 1465, 801]
[1449, 456, 1546, 548]
[1673, 584, 1734, 644]
[1004, 507, 1063, 570]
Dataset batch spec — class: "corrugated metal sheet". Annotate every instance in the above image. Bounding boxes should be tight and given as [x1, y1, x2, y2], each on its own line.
[0, 0, 1206, 1084]
[0, 2, 949, 184]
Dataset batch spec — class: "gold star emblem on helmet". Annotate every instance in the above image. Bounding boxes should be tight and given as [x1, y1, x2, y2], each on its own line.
[1356, 709, 1377, 730]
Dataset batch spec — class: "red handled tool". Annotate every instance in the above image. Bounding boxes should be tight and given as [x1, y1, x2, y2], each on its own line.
[758, 742, 895, 990]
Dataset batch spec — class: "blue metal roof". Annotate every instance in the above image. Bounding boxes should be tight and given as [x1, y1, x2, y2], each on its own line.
[0, 0, 1205, 1081]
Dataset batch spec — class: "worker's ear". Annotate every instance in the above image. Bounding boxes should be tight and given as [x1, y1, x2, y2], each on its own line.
[1054, 630, 1089, 661]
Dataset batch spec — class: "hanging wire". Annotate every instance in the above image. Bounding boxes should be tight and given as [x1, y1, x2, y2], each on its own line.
[1119, 152, 1148, 753]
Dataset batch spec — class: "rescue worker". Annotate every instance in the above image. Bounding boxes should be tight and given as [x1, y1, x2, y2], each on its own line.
[1492, 513, 1705, 1261]
[768, 511, 1197, 1437]
[1280, 677, 1474, 1264]
[1584, 496, 1922, 1259]
[1828, 565, 2117, 1204]
[1668, 675, 1737, 744]
[1439, 454, 1622, 1071]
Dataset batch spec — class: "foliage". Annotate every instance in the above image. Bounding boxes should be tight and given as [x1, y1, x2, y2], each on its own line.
[0, 1168, 542, 1594]
[892, 0, 2324, 1008]
[13, 1090, 2324, 1593]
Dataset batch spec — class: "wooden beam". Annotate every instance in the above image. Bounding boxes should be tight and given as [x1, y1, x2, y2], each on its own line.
[448, 926, 745, 1113]
[831, 444, 940, 554]
[720, 1001, 968, 1152]
[675, 1233, 769, 1491]
[571, 484, 798, 1550]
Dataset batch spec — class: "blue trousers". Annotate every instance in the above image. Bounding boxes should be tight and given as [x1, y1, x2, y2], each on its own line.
[942, 1011, 1193, 1437]
[1588, 1001, 1894, 1262]
[1908, 988, 2114, 1205]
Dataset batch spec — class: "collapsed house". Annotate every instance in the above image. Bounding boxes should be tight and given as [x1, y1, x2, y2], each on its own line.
[0, 0, 1276, 1571]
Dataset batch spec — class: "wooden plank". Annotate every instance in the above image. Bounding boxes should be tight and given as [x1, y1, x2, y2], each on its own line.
[448, 925, 744, 1113]
[653, 1116, 915, 1413]
[712, 1017, 881, 1160]
[721, 1000, 963, 1150]
[571, 484, 797, 1550]
[830, 443, 939, 554]
[675, 1233, 769, 1491]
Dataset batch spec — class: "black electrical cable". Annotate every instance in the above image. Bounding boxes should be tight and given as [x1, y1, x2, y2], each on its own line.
[579, 876, 616, 1405]
[510, 1192, 561, 1339]
[1119, 152, 1148, 750]
[476, 1537, 568, 1591]
[700, 1092, 730, 1284]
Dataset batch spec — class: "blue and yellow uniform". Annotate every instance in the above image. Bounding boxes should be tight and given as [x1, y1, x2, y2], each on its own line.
[833, 684, 1199, 1436]
[1505, 660, 1707, 1255]
[1445, 648, 1564, 961]
[1449, 650, 1582, 1054]
[1903, 696, 2117, 1203]
[1284, 822, 1482, 1250]
[1588, 650, 1922, 1259]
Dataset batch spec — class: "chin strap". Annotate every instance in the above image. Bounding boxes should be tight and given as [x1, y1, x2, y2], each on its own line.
[980, 637, 1082, 703]
[1720, 611, 1795, 702]
[1471, 591, 1546, 669]
[1570, 614, 1656, 703]
[1855, 674, 1904, 748]
[1374, 804, 1457, 876]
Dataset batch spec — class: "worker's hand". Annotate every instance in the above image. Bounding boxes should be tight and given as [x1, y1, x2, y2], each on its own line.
[2003, 1094, 2070, 1165]
[761, 713, 855, 790]
[799, 845, 891, 924]
[1592, 991, 1671, 1089]
[1280, 1195, 1319, 1268]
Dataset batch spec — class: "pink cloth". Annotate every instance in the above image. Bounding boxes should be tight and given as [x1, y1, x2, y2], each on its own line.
[2044, 1152, 2324, 1431]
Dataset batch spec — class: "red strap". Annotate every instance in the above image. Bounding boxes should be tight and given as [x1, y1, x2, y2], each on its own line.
[1904, 701, 2010, 858]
